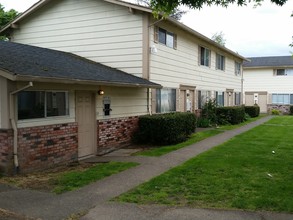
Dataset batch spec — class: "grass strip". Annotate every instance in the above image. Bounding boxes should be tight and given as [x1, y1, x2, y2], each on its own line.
[136, 129, 223, 157]
[52, 162, 138, 194]
[136, 115, 266, 157]
[117, 116, 293, 213]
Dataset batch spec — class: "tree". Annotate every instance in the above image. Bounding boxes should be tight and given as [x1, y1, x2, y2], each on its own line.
[149, 0, 288, 17]
[0, 4, 19, 40]
[137, 0, 186, 20]
[211, 31, 226, 46]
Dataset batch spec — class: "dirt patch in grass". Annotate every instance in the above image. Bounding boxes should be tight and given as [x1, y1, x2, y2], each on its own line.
[0, 162, 99, 192]
[0, 208, 37, 220]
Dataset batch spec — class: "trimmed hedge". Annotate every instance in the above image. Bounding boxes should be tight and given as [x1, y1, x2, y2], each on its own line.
[290, 106, 293, 115]
[244, 105, 260, 118]
[216, 106, 245, 125]
[133, 112, 197, 145]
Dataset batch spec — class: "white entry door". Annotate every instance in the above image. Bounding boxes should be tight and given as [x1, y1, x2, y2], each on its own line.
[76, 91, 96, 158]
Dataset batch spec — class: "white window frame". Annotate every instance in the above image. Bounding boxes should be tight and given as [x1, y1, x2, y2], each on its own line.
[18, 90, 69, 120]
[272, 93, 293, 105]
[216, 53, 225, 71]
[200, 46, 211, 67]
[235, 62, 241, 76]
[156, 27, 177, 49]
[216, 91, 225, 107]
[156, 88, 176, 113]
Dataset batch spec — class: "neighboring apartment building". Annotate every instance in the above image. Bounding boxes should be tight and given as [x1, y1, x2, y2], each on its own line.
[0, 0, 246, 173]
[243, 56, 293, 113]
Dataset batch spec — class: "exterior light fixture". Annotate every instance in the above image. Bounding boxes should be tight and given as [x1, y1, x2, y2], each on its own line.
[98, 90, 104, 95]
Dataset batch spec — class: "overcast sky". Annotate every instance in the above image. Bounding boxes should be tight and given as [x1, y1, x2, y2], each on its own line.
[1, 0, 292, 57]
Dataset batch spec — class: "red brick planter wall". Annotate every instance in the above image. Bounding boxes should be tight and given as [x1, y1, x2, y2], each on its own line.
[0, 129, 13, 174]
[97, 116, 139, 154]
[17, 123, 78, 173]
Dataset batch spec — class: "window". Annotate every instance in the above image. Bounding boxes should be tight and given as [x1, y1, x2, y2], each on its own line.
[216, 91, 224, 106]
[198, 90, 211, 109]
[235, 92, 241, 105]
[272, 94, 293, 104]
[216, 54, 225, 70]
[275, 69, 293, 76]
[155, 27, 177, 49]
[156, 88, 176, 113]
[18, 91, 69, 120]
[235, 62, 241, 76]
[200, 46, 210, 67]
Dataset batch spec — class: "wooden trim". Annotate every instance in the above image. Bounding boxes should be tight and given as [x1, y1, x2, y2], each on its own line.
[245, 91, 268, 95]
[173, 33, 177, 50]
[142, 13, 150, 80]
[154, 26, 159, 43]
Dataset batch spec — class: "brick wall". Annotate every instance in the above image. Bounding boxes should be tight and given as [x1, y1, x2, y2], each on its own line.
[97, 116, 139, 154]
[268, 105, 291, 114]
[0, 129, 13, 174]
[17, 123, 78, 173]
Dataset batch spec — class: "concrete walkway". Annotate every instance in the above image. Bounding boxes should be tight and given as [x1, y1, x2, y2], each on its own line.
[0, 115, 292, 220]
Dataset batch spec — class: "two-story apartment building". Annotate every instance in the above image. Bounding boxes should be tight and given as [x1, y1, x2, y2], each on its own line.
[243, 56, 293, 113]
[0, 0, 246, 173]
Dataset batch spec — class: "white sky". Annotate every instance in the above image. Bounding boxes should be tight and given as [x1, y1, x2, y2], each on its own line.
[1, 0, 292, 57]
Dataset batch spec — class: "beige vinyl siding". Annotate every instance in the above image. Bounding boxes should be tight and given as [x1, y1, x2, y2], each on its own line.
[96, 87, 148, 119]
[244, 69, 293, 93]
[11, 0, 144, 77]
[149, 21, 242, 92]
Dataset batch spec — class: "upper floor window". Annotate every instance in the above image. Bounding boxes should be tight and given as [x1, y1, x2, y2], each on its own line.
[156, 88, 176, 113]
[275, 69, 293, 76]
[18, 91, 69, 120]
[216, 54, 225, 71]
[235, 62, 241, 76]
[154, 27, 177, 49]
[200, 46, 210, 67]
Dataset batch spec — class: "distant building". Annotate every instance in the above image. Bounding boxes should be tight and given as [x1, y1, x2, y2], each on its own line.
[243, 56, 293, 113]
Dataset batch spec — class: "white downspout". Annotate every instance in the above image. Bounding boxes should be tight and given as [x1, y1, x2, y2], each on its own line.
[9, 82, 33, 172]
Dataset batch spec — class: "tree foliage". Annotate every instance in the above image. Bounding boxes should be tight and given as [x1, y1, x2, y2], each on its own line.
[0, 4, 19, 40]
[137, 0, 186, 20]
[211, 31, 226, 46]
[150, 0, 288, 17]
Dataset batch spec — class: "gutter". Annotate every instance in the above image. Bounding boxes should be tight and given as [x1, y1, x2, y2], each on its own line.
[9, 82, 33, 173]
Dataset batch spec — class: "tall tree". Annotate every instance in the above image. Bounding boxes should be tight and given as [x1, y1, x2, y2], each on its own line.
[149, 0, 288, 17]
[0, 4, 19, 40]
[211, 31, 226, 46]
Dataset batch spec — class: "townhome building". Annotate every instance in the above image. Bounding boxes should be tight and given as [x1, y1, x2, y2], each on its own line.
[243, 56, 293, 113]
[0, 0, 246, 173]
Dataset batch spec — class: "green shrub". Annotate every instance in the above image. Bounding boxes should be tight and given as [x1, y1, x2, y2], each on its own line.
[244, 105, 260, 118]
[271, 109, 280, 115]
[290, 106, 293, 115]
[216, 106, 245, 125]
[133, 112, 197, 145]
[197, 117, 211, 128]
[201, 99, 218, 125]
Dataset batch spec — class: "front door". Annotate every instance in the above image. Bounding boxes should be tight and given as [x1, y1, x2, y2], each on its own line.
[76, 91, 96, 158]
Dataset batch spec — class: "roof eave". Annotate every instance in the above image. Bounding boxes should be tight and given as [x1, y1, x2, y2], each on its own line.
[13, 75, 162, 89]
[0, 0, 51, 34]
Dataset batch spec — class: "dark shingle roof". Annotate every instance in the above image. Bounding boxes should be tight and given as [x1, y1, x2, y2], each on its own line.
[0, 41, 160, 88]
[243, 56, 293, 68]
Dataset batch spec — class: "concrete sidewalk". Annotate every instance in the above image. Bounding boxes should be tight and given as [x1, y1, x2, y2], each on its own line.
[1, 115, 292, 220]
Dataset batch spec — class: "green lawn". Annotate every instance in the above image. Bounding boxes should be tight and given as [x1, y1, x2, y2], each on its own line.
[53, 162, 138, 194]
[117, 116, 293, 213]
[136, 115, 266, 157]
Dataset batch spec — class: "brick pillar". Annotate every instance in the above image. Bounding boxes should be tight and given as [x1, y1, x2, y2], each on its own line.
[0, 129, 14, 174]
